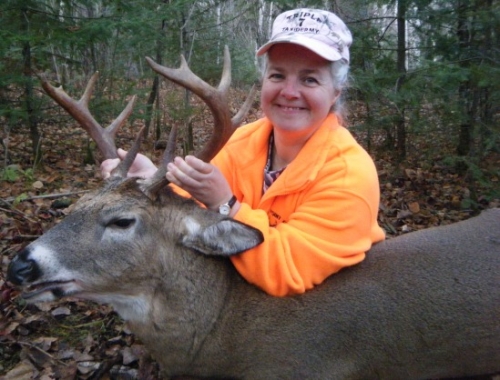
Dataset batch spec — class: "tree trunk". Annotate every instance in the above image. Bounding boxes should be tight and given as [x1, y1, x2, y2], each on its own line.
[180, 9, 194, 155]
[456, 0, 473, 159]
[144, 18, 166, 138]
[21, 7, 41, 167]
[476, 0, 496, 152]
[145, 75, 159, 138]
[395, 0, 407, 160]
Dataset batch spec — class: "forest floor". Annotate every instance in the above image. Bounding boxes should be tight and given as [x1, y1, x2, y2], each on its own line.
[1, 90, 499, 379]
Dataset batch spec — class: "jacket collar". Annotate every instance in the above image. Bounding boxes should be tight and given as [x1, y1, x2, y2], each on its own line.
[272, 113, 340, 193]
[229, 114, 340, 200]
[239, 113, 341, 198]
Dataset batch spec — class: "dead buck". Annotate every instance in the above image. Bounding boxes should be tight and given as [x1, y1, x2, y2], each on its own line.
[7, 47, 500, 380]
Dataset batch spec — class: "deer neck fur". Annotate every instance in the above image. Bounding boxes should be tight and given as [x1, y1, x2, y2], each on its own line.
[122, 249, 244, 373]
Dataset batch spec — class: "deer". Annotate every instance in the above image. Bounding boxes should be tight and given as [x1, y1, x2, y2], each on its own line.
[7, 46, 500, 380]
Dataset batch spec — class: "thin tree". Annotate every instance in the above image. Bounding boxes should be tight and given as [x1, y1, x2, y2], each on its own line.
[395, 0, 407, 160]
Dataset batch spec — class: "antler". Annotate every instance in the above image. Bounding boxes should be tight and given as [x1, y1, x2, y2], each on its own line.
[145, 45, 256, 162]
[40, 47, 255, 195]
[143, 45, 256, 193]
[40, 72, 136, 161]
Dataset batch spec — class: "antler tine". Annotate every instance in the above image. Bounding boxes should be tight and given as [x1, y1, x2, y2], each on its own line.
[141, 124, 178, 196]
[145, 46, 235, 163]
[39, 72, 136, 160]
[231, 84, 258, 127]
[218, 45, 232, 95]
[112, 126, 146, 179]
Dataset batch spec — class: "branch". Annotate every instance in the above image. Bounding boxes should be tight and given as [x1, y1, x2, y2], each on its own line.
[2, 190, 90, 204]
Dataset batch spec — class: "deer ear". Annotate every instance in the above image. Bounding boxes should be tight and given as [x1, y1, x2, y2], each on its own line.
[181, 218, 263, 256]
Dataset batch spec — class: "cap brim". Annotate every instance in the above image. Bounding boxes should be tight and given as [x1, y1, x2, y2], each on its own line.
[256, 35, 343, 62]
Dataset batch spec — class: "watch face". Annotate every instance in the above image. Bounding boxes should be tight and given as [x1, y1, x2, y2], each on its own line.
[219, 204, 231, 215]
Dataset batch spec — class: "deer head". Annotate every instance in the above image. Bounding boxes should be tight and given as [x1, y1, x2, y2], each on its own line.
[8, 47, 263, 321]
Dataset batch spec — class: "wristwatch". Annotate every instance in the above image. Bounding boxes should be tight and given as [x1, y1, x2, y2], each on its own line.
[218, 195, 237, 216]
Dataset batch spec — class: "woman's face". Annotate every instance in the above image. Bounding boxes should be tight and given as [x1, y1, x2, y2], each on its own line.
[261, 44, 338, 136]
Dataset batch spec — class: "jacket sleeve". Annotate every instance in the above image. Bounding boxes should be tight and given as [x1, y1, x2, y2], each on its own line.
[213, 146, 385, 297]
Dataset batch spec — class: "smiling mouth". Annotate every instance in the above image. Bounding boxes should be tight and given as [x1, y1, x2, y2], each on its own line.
[278, 105, 305, 110]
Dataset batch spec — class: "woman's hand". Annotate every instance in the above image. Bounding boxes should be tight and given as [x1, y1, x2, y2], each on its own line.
[166, 155, 233, 210]
[102, 152, 235, 212]
[101, 148, 158, 179]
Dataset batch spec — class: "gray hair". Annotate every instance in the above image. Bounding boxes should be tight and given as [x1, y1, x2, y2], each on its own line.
[328, 59, 349, 122]
[258, 54, 350, 124]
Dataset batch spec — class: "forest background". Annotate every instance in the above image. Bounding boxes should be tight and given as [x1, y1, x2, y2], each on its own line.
[1, 0, 499, 206]
[0, 0, 499, 378]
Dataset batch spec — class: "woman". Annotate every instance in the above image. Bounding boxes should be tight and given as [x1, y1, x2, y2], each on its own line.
[102, 8, 385, 296]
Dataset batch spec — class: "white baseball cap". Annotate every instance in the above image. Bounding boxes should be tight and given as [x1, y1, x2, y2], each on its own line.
[256, 9, 353, 62]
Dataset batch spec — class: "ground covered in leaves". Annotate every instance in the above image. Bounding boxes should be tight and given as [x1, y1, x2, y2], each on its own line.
[1, 91, 499, 379]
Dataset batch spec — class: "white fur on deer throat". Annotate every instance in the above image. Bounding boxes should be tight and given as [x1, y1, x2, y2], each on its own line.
[90, 293, 151, 322]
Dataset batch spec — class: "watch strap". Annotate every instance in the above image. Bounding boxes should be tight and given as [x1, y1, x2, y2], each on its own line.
[218, 195, 237, 215]
[226, 195, 237, 208]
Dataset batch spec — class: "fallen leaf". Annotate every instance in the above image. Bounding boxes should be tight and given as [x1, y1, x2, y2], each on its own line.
[33, 336, 58, 351]
[51, 306, 71, 317]
[32, 181, 44, 189]
[409, 202, 420, 213]
[77, 361, 100, 375]
[397, 209, 413, 220]
[1, 360, 39, 380]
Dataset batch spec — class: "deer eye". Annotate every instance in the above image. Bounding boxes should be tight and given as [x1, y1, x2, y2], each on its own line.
[109, 218, 135, 229]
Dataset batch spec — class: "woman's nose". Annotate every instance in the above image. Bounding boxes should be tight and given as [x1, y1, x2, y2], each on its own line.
[280, 79, 299, 99]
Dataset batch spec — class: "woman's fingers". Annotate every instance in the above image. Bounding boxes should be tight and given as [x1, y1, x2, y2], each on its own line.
[165, 156, 232, 209]
[101, 149, 159, 179]
[168, 156, 211, 183]
[185, 155, 212, 174]
[167, 159, 200, 186]
[117, 148, 128, 159]
[100, 158, 121, 179]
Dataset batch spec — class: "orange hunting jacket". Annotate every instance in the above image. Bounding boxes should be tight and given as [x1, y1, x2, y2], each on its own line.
[212, 113, 386, 297]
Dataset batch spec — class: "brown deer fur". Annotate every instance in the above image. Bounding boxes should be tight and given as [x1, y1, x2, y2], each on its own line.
[7, 176, 500, 379]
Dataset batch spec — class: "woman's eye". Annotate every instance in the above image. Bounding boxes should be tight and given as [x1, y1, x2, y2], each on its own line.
[110, 218, 135, 229]
[268, 73, 284, 81]
[304, 77, 319, 85]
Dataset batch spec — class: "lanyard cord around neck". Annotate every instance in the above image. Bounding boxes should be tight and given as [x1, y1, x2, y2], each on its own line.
[263, 132, 287, 194]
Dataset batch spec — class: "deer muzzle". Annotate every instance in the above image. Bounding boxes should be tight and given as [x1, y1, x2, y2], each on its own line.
[7, 246, 78, 302]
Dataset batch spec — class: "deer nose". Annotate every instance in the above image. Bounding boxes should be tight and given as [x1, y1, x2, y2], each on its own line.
[7, 248, 41, 285]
